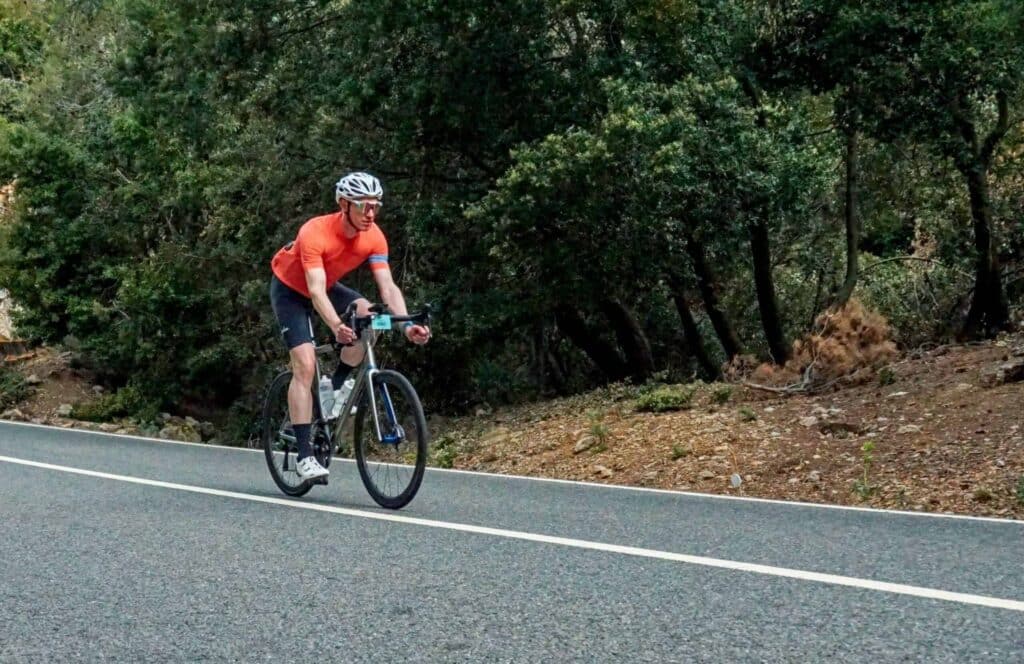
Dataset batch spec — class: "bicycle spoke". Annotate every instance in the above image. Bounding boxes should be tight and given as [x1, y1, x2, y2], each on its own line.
[354, 370, 427, 508]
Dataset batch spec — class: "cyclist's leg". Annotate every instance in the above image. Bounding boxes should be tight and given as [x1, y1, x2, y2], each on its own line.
[328, 283, 371, 383]
[286, 343, 316, 460]
[270, 276, 319, 461]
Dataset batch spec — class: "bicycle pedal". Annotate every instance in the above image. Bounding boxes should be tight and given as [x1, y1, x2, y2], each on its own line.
[311, 476, 329, 486]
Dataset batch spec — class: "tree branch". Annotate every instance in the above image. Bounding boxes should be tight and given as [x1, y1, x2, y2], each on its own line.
[271, 11, 346, 42]
[861, 256, 971, 278]
[980, 90, 1010, 167]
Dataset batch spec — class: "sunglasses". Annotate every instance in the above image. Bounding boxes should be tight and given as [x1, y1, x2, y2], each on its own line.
[350, 200, 383, 214]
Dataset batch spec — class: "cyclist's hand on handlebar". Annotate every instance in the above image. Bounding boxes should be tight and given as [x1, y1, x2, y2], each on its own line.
[404, 324, 431, 345]
[334, 322, 356, 345]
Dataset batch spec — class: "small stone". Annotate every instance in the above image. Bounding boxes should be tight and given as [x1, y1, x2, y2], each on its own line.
[573, 436, 595, 454]
[729, 473, 742, 488]
[764, 407, 776, 413]
[25, 374, 42, 385]
[897, 424, 922, 434]
[955, 383, 972, 391]
[1, 408, 25, 421]
[593, 465, 613, 479]
[643, 471, 659, 481]
[886, 391, 909, 398]
[788, 477, 800, 484]
[480, 426, 510, 446]
[799, 416, 818, 428]
[56, 404, 73, 417]
[698, 469, 716, 480]
[91, 385, 106, 394]
[996, 459, 1006, 468]
[98, 423, 118, 433]
[808, 470, 822, 482]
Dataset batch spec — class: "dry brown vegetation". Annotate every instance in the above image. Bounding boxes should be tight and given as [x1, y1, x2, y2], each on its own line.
[435, 327, 1024, 520]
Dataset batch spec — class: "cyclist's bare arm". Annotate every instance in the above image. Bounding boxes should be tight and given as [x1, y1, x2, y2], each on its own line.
[371, 266, 410, 316]
[372, 267, 430, 344]
[304, 267, 351, 343]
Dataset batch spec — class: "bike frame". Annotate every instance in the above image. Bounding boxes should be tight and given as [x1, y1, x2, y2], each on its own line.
[311, 323, 395, 452]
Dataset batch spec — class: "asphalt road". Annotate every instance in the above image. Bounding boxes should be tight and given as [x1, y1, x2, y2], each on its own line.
[1, 420, 1022, 662]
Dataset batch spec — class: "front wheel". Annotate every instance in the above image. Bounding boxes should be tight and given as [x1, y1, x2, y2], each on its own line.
[353, 369, 428, 509]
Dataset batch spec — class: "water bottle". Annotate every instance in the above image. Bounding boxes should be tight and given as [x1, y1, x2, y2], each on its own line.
[331, 377, 356, 419]
[318, 376, 335, 415]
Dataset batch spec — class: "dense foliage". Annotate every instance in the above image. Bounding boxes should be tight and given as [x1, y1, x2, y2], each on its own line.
[0, 0, 1021, 434]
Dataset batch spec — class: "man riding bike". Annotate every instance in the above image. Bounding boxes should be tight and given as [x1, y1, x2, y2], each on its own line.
[269, 172, 431, 481]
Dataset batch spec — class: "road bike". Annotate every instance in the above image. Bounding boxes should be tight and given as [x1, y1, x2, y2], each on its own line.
[261, 303, 430, 509]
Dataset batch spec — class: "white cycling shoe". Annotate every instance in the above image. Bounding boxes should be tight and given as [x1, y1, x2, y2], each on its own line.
[296, 456, 329, 480]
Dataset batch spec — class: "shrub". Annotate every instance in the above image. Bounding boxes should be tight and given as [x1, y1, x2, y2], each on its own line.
[587, 409, 610, 442]
[740, 299, 899, 389]
[709, 384, 733, 405]
[738, 406, 757, 422]
[877, 366, 896, 386]
[71, 385, 154, 422]
[0, 365, 30, 409]
[635, 385, 696, 412]
[432, 434, 459, 469]
[671, 444, 690, 460]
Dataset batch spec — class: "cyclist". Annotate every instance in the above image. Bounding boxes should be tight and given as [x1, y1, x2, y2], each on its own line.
[269, 172, 430, 481]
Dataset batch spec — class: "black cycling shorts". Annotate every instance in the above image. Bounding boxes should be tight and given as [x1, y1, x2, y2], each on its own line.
[269, 275, 364, 350]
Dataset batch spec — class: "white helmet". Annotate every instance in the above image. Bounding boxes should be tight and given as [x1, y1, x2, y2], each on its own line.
[335, 172, 383, 202]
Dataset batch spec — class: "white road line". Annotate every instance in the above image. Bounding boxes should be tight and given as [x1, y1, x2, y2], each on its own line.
[2, 453, 1022, 613]
[2, 419, 1021, 526]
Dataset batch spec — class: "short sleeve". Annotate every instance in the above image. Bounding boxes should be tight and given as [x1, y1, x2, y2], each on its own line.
[297, 224, 325, 272]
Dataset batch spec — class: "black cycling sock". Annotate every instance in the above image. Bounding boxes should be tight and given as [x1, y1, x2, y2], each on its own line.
[332, 361, 356, 390]
[294, 422, 313, 461]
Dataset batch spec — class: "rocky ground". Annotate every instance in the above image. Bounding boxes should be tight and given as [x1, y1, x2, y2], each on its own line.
[3, 335, 1024, 519]
[436, 335, 1024, 519]
[1, 348, 216, 443]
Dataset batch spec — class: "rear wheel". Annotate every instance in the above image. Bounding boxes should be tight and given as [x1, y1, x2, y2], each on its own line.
[262, 370, 313, 497]
[353, 369, 428, 509]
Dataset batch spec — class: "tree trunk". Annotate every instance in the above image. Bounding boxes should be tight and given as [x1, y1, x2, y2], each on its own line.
[684, 236, 745, 360]
[599, 298, 655, 381]
[960, 163, 1010, 339]
[544, 348, 568, 394]
[670, 291, 720, 380]
[834, 127, 860, 307]
[554, 308, 630, 382]
[749, 219, 790, 363]
[738, 68, 789, 363]
[950, 92, 1011, 339]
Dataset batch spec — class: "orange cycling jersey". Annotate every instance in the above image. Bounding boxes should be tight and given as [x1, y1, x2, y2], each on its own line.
[271, 212, 389, 297]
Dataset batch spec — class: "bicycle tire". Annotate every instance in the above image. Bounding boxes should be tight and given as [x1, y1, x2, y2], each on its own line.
[353, 369, 428, 509]
[262, 370, 313, 497]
